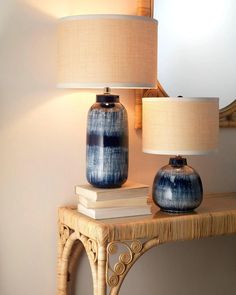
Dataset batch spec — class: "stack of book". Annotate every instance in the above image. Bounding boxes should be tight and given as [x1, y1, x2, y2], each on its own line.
[75, 181, 151, 219]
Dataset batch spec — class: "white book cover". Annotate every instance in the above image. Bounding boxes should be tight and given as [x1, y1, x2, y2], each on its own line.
[75, 181, 149, 201]
[78, 195, 148, 209]
[77, 204, 151, 220]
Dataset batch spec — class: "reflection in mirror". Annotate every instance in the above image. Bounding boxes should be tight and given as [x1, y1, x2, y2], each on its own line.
[154, 0, 236, 108]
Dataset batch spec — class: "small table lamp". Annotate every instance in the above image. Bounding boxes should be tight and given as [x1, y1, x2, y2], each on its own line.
[57, 15, 157, 188]
[142, 97, 219, 213]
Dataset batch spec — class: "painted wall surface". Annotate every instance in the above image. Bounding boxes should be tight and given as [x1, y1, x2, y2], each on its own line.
[0, 1, 236, 295]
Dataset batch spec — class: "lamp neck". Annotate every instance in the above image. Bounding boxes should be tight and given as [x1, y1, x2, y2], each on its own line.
[96, 88, 120, 103]
[169, 156, 187, 167]
[104, 87, 111, 94]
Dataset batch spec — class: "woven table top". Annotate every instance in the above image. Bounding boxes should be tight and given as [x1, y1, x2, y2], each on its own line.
[58, 193, 236, 244]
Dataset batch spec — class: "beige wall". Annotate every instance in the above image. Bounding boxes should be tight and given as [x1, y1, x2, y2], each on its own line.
[0, 1, 236, 295]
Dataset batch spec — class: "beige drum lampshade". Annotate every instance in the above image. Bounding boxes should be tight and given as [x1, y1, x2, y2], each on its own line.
[57, 14, 157, 88]
[142, 97, 219, 155]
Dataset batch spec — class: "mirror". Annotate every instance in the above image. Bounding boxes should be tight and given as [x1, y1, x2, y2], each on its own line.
[134, 0, 236, 128]
[154, 0, 236, 109]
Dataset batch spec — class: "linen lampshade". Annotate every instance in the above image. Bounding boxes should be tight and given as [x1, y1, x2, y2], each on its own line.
[142, 97, 219, 155]
[57, 14, 157, 89]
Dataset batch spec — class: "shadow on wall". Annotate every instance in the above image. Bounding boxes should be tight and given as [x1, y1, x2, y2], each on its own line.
[0, 1, 59, 126]
[0, 0, 99, 130]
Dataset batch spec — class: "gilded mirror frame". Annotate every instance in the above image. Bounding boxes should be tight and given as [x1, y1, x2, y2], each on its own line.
[135, 0, 236, 128]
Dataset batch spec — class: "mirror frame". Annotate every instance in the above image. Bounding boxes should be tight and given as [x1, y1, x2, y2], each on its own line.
[135, 0, 236, 128]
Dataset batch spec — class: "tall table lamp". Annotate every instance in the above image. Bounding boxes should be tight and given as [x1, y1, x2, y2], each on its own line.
[57, 15, 157, 188]
[143, 97, 219, 213]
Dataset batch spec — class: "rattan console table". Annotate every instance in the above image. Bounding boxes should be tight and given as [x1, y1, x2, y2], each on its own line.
[57, 192, 236, 295]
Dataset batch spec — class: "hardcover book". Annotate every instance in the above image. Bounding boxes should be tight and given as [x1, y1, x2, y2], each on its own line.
[78, 203, 151, 220]
[78, 195, 147, 209]
[75, 181, 149, 201]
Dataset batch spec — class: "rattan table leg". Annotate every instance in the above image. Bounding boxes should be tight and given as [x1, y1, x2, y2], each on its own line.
[67, 241, 84, 293]
[97, 244, 107, 295]
[57, 227, 77, 295]
[57, 222, 102, 295]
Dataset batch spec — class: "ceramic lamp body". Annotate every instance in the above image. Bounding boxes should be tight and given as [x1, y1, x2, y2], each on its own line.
[86, 95, 128, 188]
[152, 157, 203, 213]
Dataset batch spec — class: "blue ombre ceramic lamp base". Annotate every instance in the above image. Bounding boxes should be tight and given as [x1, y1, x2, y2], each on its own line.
[153, 156, 203, 213]
[86, 91, 128, 188]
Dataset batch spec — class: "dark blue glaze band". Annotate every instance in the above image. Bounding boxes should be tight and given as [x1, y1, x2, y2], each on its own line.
[87, 134, 128, 148]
